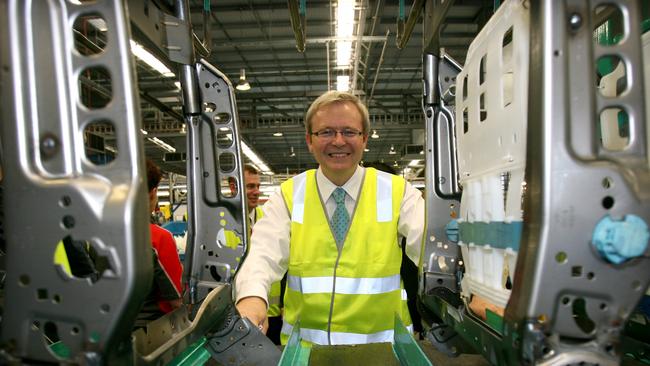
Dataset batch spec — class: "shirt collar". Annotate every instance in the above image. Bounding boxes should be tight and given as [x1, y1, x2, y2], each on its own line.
[316, 165, 364, 201]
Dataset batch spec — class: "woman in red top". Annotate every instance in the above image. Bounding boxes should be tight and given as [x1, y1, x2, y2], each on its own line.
[134, 159, 183, 328]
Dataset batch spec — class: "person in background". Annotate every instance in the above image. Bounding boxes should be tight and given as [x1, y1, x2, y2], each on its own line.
[232, 164, 284, 345]
[134, 158, 183, 329]
[235, 91, 425, 345]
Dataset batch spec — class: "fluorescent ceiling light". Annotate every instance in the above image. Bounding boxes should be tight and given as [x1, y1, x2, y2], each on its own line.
[148, 137, 176, 153]
[336, 0, 355, 67]
[273, 132, 283, 137]
[409, 160, 421, 167]
[130, 40, 175, 77]
[336, 75, 350, 91]
[371, 130, 379, 139]
[337, 41, 352, 67]
[241, 140, 273, 175]
[389, 144, 396, 155]
[140, 129, 148, 135]
[364, 148, 369, 152]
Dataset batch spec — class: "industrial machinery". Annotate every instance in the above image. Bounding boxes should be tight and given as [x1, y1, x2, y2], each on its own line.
[0, 0, 648, 365]
[418, 0, 650, 365]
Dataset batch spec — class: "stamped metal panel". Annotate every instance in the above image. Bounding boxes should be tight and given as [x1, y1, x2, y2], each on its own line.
[421, 51, 463, 297]
[507, 0, 650, 362]
[0, 0, 150, 363]
[184, 59, 248, 305]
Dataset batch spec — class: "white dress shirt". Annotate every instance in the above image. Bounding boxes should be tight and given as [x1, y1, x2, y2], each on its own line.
[234, 165, 425, 305]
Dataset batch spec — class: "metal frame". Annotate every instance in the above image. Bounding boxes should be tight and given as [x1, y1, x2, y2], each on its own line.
[419, 0, 650, 364]
[0, 0, 149, 363]
[0, 0, 273, 364]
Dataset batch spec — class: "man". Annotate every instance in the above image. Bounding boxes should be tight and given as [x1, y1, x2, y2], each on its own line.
[134, 159, 183, 328]
[235, 91, 424, 345]
[237, 164, 284, 345]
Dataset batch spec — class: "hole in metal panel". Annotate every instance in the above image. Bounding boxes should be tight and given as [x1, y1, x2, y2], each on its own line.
[479, 54, 487, 85]
[73, 13, 107, 56]
[203, 102, 216, 113]
[598, 107, 630, 151]
[572, 298, 596, 334]
[53, 236, 113, 283]
[84, 120, 116, 165]
[602, 196, 615, 209]
[219, 152, 236, 173]
[79, 66, 112, 109]
[571, 266, 582, 277]
[601, 177, 614, 189]
[593, 5, 625, 46]
[216, 127, 234, 149]
[213, 112, 231, 124]
[37, 288, 48, 301]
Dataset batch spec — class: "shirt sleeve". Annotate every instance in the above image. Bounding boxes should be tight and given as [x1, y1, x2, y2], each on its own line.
[399, 182, 425, 265]
[234, 189, 291, 305]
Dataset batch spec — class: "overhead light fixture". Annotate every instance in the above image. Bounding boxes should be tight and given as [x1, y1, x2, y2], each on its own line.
[389, 144, 397, 155]
[241, 140, 273, 175]
[371, 130, 379, 139]
[336, 75, 350, 92]
[364, 148, 369, 152]
[148, 137, 176, 153]
[289, 146, 296, 157]
[336, 0, 355, 67]
[130, 40, 174, 77]
[140, 129, 148, 135]
[273, 132, 283, 137]
[393, 161, 399, 167]
[236, 68, 251, 91]
[409, 159, 421, 167]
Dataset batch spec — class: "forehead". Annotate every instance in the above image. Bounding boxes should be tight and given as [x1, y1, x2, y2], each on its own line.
[244, 170, 260, 183]
[312, 101, 363, 129]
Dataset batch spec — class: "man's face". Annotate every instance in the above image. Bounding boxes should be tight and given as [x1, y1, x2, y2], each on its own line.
[306, 101, 368, 185]
[244, 170, 261, 210]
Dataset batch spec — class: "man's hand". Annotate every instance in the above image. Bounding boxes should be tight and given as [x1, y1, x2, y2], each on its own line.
[236, 296, 269, 333]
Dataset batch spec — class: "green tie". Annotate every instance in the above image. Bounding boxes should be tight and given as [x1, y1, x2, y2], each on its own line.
[331, 187, 350, 244]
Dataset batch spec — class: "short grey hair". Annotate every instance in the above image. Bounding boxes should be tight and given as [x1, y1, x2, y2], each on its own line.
[304, 91, 370, 134]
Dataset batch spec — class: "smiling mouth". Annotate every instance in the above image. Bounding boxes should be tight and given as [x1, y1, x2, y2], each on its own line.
[327, 152, 350, 158]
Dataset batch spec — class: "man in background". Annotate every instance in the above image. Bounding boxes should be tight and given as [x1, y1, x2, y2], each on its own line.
[233, 164, 283, 344]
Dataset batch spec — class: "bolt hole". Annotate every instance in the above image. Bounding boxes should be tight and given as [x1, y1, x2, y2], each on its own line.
[62, 215, 75, 229]
[602, 196, 614, 209]
[601, 177, 613, 189]
[19, 275, 30, 286]
[60, 196, 72, 207]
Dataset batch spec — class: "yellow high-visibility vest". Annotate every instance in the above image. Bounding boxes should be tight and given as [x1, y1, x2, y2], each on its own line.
[279, 168, 411, 345]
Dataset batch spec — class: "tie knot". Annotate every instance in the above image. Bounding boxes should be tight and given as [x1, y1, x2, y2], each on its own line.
[332, 187, 346, 204]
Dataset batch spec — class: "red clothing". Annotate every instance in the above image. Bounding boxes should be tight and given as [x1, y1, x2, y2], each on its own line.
[149, 223, 183, 313]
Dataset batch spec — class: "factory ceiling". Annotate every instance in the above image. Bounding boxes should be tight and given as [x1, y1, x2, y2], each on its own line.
[83, 0, 495, 178]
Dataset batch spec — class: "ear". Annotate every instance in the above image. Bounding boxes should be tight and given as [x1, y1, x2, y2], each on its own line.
[305, 133, 314, 153]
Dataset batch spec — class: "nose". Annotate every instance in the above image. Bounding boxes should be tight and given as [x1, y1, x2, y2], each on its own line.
[331, 131, 346, 145]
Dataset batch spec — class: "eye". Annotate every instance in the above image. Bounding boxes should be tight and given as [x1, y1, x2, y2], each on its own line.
[320, 129, 335, 137]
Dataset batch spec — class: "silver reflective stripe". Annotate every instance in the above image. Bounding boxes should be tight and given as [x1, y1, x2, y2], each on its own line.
[401, 289, 408, 301]
[291, 172, 307, 223]
[287, 274, 401, 294]
[376, 171, 392, 222]
[281, 322, 414, 345]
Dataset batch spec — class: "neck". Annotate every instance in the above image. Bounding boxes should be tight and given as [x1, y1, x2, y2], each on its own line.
[322, 167, 356, 186]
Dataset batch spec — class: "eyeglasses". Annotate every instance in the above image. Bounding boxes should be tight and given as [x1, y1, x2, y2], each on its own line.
[310, 128, 364, 139]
